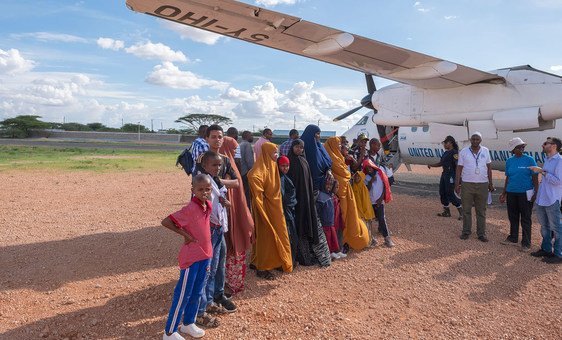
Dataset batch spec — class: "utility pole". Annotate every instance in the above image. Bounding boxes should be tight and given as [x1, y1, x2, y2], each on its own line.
[161, 122, 163, 130]
[293, 115, 296, 129]
[121, 118, 124, 128]
[137, 121, 141, 142]
[151, 119, 154, 132]
[63, 116, 65, 124]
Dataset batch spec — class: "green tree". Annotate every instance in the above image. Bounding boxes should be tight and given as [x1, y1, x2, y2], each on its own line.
[87, 122, 107, 131]
[175, 114, 232, 131]
[0, 115, 50, 138]
[60, 122, 92, 131]
[121, 123, 150, 133]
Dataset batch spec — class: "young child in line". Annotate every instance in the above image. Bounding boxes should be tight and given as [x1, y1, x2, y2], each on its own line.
[362, 159, 395, 248]
[278, 156, 298, 268]
[195, 151, 232, 328]
[161, 174, 214, 340]
[317, 172, 347, 259]
[332, 180, 346, 254]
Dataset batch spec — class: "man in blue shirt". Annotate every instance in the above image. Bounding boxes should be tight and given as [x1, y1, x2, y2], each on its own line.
[499, 138, 538, 251]
[530, 137, 562, 263]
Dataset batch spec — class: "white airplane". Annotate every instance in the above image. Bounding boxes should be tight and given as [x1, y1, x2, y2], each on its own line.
[125, 0, 562, 170]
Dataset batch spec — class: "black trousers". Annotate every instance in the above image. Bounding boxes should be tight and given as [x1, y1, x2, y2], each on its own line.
[506, 192, 533, 247]
[372, 204, 390, 237]
[439, 171, 461, 207]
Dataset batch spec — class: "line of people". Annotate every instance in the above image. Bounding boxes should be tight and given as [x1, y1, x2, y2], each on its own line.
[428, 133, 561, 263]
[160, 124, 397, 339]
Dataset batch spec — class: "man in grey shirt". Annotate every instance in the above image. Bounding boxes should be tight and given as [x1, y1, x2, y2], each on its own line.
[239, 130, 255, 208]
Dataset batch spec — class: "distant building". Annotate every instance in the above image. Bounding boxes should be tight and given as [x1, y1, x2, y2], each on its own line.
[273, 129, 337, 137]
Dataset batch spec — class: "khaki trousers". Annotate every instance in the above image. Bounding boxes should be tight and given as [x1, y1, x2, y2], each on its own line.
[460, 182, 488, 237]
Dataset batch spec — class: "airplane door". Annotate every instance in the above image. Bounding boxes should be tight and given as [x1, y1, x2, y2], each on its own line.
[411, 89, 424, 121]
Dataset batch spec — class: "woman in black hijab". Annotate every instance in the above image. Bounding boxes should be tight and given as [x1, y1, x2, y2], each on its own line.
[286, 139, 319, 266]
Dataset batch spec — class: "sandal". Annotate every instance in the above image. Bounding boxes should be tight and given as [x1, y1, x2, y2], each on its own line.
[256, 270, 275, 280]
[195, 312, 220, 328]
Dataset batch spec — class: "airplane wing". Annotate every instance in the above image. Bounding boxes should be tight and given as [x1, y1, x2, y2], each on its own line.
[126, 0, 505, 89]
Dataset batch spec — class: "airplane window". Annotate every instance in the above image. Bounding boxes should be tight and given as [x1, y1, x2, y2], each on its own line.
[411, 127, 418, 132]
[422, 126, 429, 132]
[355, 116, 368, 125]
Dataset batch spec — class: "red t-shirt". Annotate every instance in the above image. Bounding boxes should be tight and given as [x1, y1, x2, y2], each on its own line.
[169, 197, 213, 269]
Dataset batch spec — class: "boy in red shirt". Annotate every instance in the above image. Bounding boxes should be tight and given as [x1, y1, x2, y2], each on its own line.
[161, 174, 214, 340]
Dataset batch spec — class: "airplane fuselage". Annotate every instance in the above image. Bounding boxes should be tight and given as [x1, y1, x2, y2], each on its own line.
[372, 67, 562, 129]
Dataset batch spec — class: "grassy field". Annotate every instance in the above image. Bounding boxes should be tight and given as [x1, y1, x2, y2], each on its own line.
[0, 145, 179, 172]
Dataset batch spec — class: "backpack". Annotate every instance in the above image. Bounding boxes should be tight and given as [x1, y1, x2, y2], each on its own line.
[176, 145, 194, 175]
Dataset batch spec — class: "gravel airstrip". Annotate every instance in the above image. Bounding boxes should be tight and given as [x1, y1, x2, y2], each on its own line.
[1, 165, 560, 339]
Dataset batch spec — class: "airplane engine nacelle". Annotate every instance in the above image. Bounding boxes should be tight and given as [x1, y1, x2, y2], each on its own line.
[540, 102, 562, 121]
[493, 107, 539, 131]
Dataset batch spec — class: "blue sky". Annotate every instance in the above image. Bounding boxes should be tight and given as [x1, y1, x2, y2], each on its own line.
[1, 0, 561, 134]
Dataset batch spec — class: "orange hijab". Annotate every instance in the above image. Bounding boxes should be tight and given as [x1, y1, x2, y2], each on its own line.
[247, 142, 293, 272]
[219, 136, 254, 254]
[324, 137, 369, 250]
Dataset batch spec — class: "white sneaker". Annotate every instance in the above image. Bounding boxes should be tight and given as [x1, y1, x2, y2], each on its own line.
[336, 252, 347, 258]
[179, 323, 205, 338]
[384, 236, 395, 248]
[163, 332, 186, 340]
[370, 238, 378, 247]
[330, 252, 341, 260]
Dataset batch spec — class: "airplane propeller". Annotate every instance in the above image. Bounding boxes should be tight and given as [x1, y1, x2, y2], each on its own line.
[333, 74, 376, 122]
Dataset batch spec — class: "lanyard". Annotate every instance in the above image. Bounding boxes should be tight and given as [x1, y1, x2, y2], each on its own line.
[471, 148, 481, 167]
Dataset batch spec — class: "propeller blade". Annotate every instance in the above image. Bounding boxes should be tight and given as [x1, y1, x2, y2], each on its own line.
[332, 106, 363, 122]
[365, 74, 376, 94]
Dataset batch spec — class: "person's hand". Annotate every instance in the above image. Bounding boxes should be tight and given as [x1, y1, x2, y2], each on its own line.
[488, 183, 495, 192]
[219, 196, 231, 208]
[499, 192, 506, 204]
[427, 165, 431, 169]
[184, 235, 195, 244]
[455, 184, 461, 195]
[528, 166, 542, 173]
[531, 193, 537, 203]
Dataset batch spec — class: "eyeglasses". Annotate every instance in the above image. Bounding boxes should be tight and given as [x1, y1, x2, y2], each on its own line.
[514, 145, 525, 149]
[543, 142, 553, 146]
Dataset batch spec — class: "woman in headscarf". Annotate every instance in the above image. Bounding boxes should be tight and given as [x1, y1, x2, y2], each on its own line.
[277, 155, 298, 267]
[218, 136, 254, 294]
[248, 142, 293, 279]
[300, 125, 333, 192]
[324, 136, 370, 251]
[286, 139, 319, 266]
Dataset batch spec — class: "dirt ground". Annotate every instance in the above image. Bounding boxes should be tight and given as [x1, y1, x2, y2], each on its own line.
[1, 167, 561, 339]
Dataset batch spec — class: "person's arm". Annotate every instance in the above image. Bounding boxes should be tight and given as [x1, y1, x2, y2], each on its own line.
[365, 174, 376, 190]
[427, 161, 442, 169]
[531, 174, 539, 202]
[487, 163, 494, 192]
[499, 176, 509, 203]
[161, 216, 195, 244]
[455, 165, 463, 194]
[220, 178, 239, 188]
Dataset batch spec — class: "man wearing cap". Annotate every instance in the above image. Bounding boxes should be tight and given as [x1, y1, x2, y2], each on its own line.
[529, 137, 562, 263]
[350, 133, 370, 171]
[455, 132, 494, 242]
[499, 138, 538, 252]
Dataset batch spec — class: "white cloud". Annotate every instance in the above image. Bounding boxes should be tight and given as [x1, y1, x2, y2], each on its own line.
[0, 49, 35, 75]
[96, 37, 125, 51]
[255, 0, 298, 6]
[10, 32, 88, 43]
[161, 21, 223, 45]
[146, 62, 228, 90]
[444, 15, 457, 20]
[124, 42, 188, 62]
[413, 1, 430, 12]
[550, 65, 562, 72]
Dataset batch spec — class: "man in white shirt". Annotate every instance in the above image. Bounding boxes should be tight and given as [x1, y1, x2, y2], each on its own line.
[455, 132, 495, 242]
